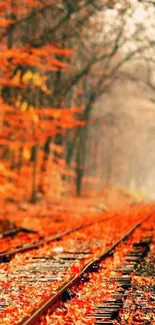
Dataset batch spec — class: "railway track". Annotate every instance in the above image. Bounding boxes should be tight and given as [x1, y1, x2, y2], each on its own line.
[0, 203, 108, 258]
[0, 203, 153, 261]
[34, 214, 155, 325]
[0, 213, 119, 324]
[0, 206, 154, 324]
[0, 214, 112, 262]
[17, 212, 154, 325]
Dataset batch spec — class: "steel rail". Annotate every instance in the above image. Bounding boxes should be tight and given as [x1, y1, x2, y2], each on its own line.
[0, 214, 112, 262]
[0, 226, 38, 239]
[20, 212, 155, 325]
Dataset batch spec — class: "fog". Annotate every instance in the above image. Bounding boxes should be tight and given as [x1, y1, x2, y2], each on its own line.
[84, 71, 155, 200]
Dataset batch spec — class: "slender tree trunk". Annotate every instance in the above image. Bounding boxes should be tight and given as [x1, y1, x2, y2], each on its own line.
[38, 137, 51, 194]
[75, 126, 88, 196]
[30, 144, 39, 203]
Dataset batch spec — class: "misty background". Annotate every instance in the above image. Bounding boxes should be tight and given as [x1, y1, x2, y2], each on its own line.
[79, 1, 155, 200]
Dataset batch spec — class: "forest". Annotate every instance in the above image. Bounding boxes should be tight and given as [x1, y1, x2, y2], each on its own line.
[0, 0, 155, 207]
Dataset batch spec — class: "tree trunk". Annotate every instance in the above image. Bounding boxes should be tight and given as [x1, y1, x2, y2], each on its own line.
[30, 144, 39, 203]
[75, 126, 88, 196]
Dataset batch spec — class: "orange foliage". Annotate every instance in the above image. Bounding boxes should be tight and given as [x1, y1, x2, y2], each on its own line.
[0, 3, 81, 203]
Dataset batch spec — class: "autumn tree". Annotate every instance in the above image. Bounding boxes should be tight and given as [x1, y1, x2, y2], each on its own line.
[0, 0, 155, 200]
[0, 1, 84, 202]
